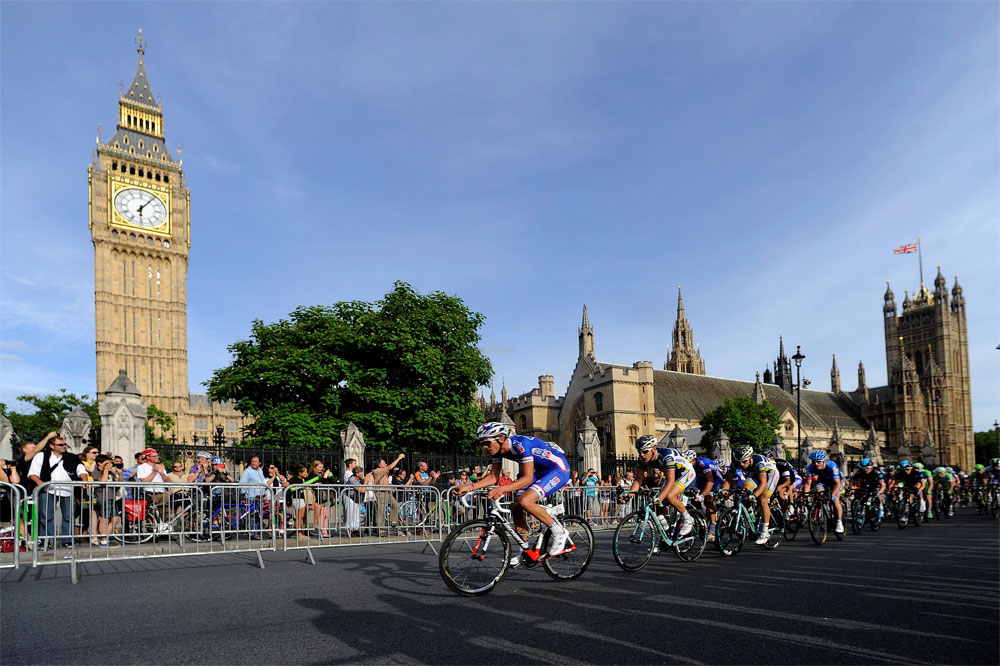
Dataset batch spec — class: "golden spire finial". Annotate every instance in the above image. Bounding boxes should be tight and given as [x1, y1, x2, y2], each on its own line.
[136, 28, 146, 56]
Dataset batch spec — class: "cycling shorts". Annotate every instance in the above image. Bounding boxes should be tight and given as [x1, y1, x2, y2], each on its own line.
[814, 482, 844, 497]
[749, 469, 780, 496]
[518, 468, 571, 500]
[661, 466, 696, 493]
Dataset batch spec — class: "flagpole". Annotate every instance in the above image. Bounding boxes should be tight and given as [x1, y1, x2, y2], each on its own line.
[917, 235, 924, 285]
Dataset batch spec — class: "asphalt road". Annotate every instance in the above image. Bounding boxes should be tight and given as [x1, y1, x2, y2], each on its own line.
[2, 513, 997, 665]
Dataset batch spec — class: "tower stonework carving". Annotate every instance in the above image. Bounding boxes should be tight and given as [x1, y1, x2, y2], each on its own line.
[665, 287, 705, 375]
[850, 268, 974, 469]
[91, 32, 241, 442]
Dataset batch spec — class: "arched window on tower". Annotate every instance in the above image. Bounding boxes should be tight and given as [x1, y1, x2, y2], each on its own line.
[594, 392, 603, 412]
[520, 415, 527, 433]
[627, 425, 639, 446]
[681, 332, 686, 347]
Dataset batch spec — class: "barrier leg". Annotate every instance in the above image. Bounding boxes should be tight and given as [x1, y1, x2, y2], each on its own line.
[70, 558, 80, 584]
[255, 550, 265, 569]
[421, 540, 439, 556]
[304, 546, 316, 565]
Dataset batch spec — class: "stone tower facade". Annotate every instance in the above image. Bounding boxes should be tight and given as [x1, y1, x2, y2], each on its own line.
[665, 287, 705, 375]
[90, 30, 189, 419]
[861, 268, 974, 468]
[90, 32, 241, 443]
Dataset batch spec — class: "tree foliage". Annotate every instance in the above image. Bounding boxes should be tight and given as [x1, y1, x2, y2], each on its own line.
[699, 397, 782, 451]
[0, 390, 101, 444]
[975, 428, 999, 464]
[207, 282, 493, 450]
[145, 404, 175, 445]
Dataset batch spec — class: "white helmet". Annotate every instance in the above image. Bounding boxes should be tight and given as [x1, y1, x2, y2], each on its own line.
[476, 422, 512, 441]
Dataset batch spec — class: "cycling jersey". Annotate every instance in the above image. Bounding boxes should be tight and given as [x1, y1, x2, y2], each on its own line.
[640, 447, 696, 491]
[772, 457, 795, 479]
[742, 454, 779, 495]
[726, 466, 757, 491]
[693, 457, 724, 492]
[918, 470, 934, 493]
[852, 468, 885, 490]
[934, 473, 955, 493]
[893, 469, 921, 487]
[492, 435, 570, 499]
[805, 460, 843, 495]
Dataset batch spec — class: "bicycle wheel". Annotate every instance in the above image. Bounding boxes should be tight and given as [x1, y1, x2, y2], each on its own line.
[399, 501, 427, 528]
[715, 507, 744, 557]
[112, 513, 156, 544]
[612, 510, 655, 572]
[674, 508, 708, 562]
[868, 501, 882, 532]
[783, 503, 799, 541]
[542, 515, 594, 581]
[763, 503, 784, 549]
[808, 505, 828, 545]
[850, 499, 865, 535]
[896, 498, 909, 529]
[439, 519, 511, 597]
[913, 501, 924, 527]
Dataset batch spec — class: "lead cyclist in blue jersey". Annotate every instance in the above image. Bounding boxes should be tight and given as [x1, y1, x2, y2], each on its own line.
[457, 422, 572, 561]
[801, 450, 845, 535]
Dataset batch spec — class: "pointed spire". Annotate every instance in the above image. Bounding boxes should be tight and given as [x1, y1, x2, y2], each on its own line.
[124, 28, 159, 108]
[857, 361, 866, 387]
[830, 354, 841, 393]
[676, 285, 685, 317]
[779, 336, 786, 358]
[884, 280, 894, 300]
[578, 304, 595, 360]
[934, 265, 947, 290]
[753, 372, 766, 404]
[500, 379, 508, 405]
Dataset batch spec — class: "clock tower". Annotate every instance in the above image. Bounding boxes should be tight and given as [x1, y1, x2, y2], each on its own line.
[90, 30, 190, 422]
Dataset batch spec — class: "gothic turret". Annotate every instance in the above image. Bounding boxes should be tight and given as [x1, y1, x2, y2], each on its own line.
[664, 286, 705, 375]
[951, 275, 965, 312]
[753, 372, 767, 404]
[579, 305, 595, 360]
[771, 337, 794, 394]
[857, 360, 869, 404]
[933, 266, 948, 304]
[830, 355, 841, 393]
[883, 281, 896, 315]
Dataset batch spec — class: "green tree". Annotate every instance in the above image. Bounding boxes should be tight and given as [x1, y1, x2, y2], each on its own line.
[145, 403, 175, 445]
[699, 397, 782, 451]
[974, 428, 1000, 464]
[0, 390, 101, 443]
[207, 281, 494, 451]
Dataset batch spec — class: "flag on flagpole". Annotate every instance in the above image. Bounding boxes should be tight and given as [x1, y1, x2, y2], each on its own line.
[893, 241, 918, 254]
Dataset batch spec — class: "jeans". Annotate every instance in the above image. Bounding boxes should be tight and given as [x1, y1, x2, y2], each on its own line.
[39, 492, 74, 545]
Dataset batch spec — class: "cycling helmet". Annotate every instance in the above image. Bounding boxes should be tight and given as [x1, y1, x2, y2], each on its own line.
[991, 458, 1000, 467]
[635, 434, 659, 453]
[681, 449, 697, 462]
[946, 467, 954, 473]
[714, 458, 728, 469]
[934, 466, 946, 475]
[913, 462, 924, 471]
[476, 422, 511, 441]
[762, 447, 776, 458]
[195, 451, 211, 460]
[808, 450, 827, 462]
[975, 464, 985, 471]
[735, 445, 754, 462]
[899, 460, 912, 469]
[210, 456, 224, 465]
[860, 457, 872, 467]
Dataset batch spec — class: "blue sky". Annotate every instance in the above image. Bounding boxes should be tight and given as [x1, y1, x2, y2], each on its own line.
[1, 2, 997, 431]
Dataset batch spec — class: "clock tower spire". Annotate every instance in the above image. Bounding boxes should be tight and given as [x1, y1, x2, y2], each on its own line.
[90, 30, 190, 429]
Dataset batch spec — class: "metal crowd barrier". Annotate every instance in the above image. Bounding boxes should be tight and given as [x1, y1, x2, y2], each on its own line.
[28, 481, 276, 581]
[281, 484, 443, 564]
[0, 482, 26, 569]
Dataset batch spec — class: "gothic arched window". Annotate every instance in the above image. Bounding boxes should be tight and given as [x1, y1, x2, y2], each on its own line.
[520, 415, 527, 432]
[594, 392, 604, 412]
[627, 425, 639, 445]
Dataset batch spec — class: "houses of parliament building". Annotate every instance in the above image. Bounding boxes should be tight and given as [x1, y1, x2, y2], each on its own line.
[89, 32, 241, 442]
[483, 279, 975, 470]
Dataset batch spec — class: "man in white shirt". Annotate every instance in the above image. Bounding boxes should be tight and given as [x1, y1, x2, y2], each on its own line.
[28, 436, 88, 548]
[135, 448, 171, 519]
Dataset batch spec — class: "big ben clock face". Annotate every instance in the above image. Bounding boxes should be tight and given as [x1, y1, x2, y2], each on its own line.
[113, 187, 168, 229]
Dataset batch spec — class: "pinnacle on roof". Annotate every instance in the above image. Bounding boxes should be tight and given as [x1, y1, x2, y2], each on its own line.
[884, 281, 894, 300]
[676, 285, 685, 317]
[123, 29, 159, 108]
[106, 369, 140, 395]
[581, 304, 591, 331]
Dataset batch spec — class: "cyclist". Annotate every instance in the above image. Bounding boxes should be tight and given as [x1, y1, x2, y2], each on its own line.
[933, 467, 958, 517]
[913, 463, 935, 519]
[623, 435, 697, 538]
[763, 447, 796, 519]
[889, 459, 926, 517]
[458, 422, 571, 563]
[686, 451, 723, 542]
[732, 445, 779, 544]
[849, 458, 886, 518]
[801, 450, 845, 535]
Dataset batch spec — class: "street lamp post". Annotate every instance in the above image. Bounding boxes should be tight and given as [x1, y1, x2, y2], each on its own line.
[994, 420, 999, 460]
[792, 346, 806, 463]
[213, 423, 225, 451]
[934, 393, 943, 466]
